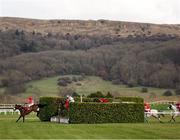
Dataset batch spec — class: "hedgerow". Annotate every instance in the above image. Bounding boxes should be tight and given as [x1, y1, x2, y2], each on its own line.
[69, 102, 144, 123]
[38, 97, 67, 121]
[38, 96, 144, 123]
[115, 97, 144, 103]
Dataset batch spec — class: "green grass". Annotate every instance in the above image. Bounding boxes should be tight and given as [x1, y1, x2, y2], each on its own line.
[26, 76, 60, 97]
[24, 75, 169, 98]
[0, 75, 177, 103]
[151, 104, 170, 111]
[0, 114, 180, 139]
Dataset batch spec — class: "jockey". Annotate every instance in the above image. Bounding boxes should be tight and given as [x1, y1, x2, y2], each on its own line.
[65, 95, 74, 110]
[26, 96, 34, 107]
[99, 98, 109, 103]
[67, 95, 75, 103]
[144, 102, 151, 112]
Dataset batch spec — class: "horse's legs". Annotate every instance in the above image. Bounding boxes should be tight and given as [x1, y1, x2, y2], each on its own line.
[172, 115, 176, 122]
[157, 115, 161, 122]
[144, 114, 149, 123]
[23, 116, 25, 122]
[16, 115, 21, 122]
[152, 114, 162, 123]
[37, 111, 39, 117]
[145, 117, 149, 123]
[169, 115, 176, 123]
[157, 115, 163, 123]
[152, 114, 157, 119]
[169, 116, 173, 122]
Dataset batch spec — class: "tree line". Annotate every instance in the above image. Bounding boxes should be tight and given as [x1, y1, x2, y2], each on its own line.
[0, 29, 118, 58]
[0, 30, 180, 95]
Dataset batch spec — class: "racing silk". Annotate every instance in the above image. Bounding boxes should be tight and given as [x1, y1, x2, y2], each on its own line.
[176, 103, 180, 111]
[23, 107, 30, 112]
[65, 99, 70, 110]
[65, 96, 75, 111]
[99, 98, 109, 103]
[27, 97, 34, 107]
[144, 103, 151, 112]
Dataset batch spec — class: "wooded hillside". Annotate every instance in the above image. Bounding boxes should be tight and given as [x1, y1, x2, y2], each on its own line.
[0, 17, 180, 95]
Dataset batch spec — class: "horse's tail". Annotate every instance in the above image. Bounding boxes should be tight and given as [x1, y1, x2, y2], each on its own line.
[37, 104, 47, 108]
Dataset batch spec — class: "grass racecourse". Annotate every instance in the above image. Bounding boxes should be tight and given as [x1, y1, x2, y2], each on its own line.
[0, 75, 179, 139]
[0, 114, 180, 139]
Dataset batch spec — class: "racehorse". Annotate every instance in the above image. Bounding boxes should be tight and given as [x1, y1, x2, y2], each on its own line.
[144, 103, 164, 123]
[144, 109, 164, 123]
[168, 103, 180, 122]
[14, 104, 46, 122]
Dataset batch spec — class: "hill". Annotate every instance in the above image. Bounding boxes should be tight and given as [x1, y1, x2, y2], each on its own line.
[0, 17, 180, 98]
[1, 17, 180, 37]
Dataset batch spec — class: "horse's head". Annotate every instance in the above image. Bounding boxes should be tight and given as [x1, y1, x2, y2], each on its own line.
[168, 104, 177, 111]
[168, 104, 172, 110]
[14, 104, 22, 111]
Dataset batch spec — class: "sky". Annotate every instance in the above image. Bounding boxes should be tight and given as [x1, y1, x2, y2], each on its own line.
[0, 0, 180, 24]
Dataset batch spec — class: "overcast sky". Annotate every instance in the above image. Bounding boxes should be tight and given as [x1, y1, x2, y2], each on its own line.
[0, 0, 180, 24]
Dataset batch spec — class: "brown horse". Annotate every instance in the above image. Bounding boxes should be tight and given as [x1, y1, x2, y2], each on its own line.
[14, 104, 46, 122]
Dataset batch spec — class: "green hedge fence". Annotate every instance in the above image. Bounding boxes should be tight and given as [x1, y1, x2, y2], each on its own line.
[38, 96, 144, 123]
[69, 102, 144, 123]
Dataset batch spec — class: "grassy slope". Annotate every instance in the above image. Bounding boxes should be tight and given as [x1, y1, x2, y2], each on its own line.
[26, 76, 60, 97]
[25, 75, 169, 97]
[0, 114, 180, 139]
[1, 75, 177, 102]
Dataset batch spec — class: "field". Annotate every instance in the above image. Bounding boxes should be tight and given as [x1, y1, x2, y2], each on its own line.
[1, 75, 178, 103]
[0, 75, 179, 139]
[24, 75, 175, 99]
[0, 114, 180, 139]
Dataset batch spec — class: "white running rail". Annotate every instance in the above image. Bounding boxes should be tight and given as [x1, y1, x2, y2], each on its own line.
[145, 111, 180, 115]
[0, 104, 20, 115]
[150, 100, 177, 104]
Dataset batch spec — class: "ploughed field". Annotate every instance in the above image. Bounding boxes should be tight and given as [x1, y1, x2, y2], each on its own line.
[0, 114, 180, 139]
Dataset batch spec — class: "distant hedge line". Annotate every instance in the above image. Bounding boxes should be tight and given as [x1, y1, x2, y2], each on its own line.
[114, 97, 144, 104]
[69, 102, 144, 123]
[73, 97, 114, 102]
[38, 96, 144, 122]
[74, 96, 143, 103]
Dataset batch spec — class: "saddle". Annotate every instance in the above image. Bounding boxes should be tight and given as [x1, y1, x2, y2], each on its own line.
[23, 107, 30, 112]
